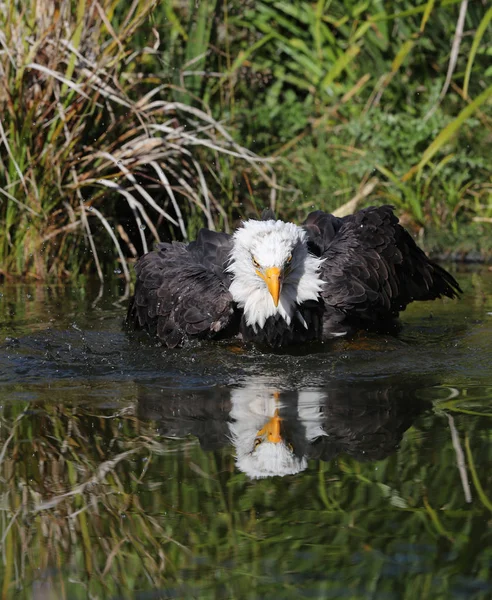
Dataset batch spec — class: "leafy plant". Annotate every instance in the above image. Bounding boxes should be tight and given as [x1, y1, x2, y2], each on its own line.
[1, 0, 491, 280]
[202, 0, 492, 226]
[0, 0, 271, 280]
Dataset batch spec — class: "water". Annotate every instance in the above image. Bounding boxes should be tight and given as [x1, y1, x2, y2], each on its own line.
[0, 267, 491, 599]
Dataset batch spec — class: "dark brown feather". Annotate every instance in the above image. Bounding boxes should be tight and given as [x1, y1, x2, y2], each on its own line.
[126, 230, 236, 347]
[127, 206, 461, 347]
[304, 205, 462, 336]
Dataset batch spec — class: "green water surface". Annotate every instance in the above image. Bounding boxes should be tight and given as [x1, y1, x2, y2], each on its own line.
[0, 267, 491, 599]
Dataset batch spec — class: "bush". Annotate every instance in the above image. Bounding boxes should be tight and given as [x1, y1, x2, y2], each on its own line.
[1, 0, 491, 280]
[0, 0, 271, 280]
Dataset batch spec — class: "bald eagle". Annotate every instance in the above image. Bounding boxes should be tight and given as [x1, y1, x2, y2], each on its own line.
[127, 205, 461, 348]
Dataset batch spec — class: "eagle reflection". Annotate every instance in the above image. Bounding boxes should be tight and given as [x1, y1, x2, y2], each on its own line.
[138, 378, 429, 479]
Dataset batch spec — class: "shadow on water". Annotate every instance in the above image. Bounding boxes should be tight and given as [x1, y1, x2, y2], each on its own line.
[0, 268, 492, 599]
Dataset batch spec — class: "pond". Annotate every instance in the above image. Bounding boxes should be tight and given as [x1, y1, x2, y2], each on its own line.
[1, 266, 491, 599]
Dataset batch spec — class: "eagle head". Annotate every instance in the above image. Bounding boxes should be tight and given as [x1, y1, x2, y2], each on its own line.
[227, 219, 324, 330]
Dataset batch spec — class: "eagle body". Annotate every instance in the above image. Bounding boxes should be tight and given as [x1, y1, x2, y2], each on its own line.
[127, 206, 461, 348]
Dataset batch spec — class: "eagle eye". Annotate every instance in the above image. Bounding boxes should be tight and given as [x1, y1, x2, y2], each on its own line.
[286, 254, 292, 264]
[252, 256, 260, 269]
[253, 437, 262, 449]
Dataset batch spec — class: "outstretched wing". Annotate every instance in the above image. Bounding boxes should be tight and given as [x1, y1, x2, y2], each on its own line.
[127, 229, 237, 347]
[303, 209, 343, 255]
[304, 205, 461, 327]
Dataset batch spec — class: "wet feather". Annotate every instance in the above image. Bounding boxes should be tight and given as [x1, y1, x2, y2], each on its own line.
[127, 205, 462, 347]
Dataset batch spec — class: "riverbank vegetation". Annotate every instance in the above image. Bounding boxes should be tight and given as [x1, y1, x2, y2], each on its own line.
[0, 0, 490, 280]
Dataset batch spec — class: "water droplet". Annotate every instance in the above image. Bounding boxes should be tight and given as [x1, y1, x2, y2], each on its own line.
[139, 223, 146, 230]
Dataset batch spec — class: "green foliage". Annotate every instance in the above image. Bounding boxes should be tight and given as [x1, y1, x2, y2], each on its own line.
[0, 0, 268, 280]
[281, 102, 489, 222]
[213, 0, 492, 224]
[1, 0, 491, 279]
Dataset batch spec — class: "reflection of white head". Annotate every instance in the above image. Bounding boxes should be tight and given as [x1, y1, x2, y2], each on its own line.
[228, 381, 327, 479]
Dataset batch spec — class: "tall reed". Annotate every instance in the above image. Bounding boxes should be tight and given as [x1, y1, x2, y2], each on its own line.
[0, 0, 272, 281]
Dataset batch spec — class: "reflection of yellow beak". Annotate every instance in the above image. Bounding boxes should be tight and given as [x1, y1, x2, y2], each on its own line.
[257, 410, 282, 443]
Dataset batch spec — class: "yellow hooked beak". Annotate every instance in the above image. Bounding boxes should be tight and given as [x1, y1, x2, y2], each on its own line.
[256, 410, 282, 444]
[255, 266, 282, 307]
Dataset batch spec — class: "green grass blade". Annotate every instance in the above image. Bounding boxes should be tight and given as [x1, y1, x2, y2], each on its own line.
[321, 44, 360, 88]
[165, 4, 188, 40]
[228, 33, 275, 75]
[313, 0, 328, 59]
[403, 85, 492, 180]
[391, 38, 416, 73]
[463, 6, 492, 98]
[420, 0, 436, 32]
[465, 436, 492, 512]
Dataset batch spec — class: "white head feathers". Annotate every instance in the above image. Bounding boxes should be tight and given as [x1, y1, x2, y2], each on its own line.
[227, 219, 324, 330]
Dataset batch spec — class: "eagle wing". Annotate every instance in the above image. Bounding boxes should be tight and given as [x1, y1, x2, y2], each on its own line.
[304, 205, 461, 334]
[127, 229, 237, 347]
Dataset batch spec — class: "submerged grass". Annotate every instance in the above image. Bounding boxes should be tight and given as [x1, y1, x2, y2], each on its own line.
[1, 395, 492, 598]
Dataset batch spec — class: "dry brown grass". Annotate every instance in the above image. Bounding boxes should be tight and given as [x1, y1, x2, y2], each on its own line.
[0, 0, 274, 281]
